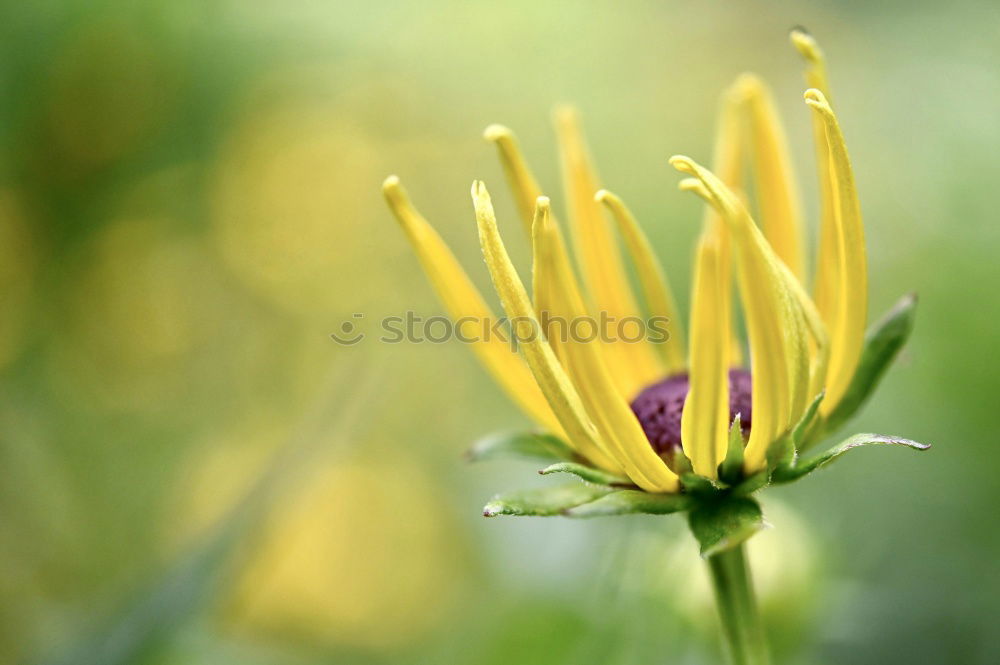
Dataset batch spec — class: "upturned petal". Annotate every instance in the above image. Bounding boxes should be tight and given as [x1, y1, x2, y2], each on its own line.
[680, 230, 731, 477]
[383, 176, 563, 435]
[483, 124, 544, 237]
[555, 107, 664, 397]
[596, 189, 686, 373]
[670, 157, 811, 472]
[472, 181, 621, 473]
[735, 73, 807, 281]
[531, 195, 679, 492]
[804, 88, 867, 412]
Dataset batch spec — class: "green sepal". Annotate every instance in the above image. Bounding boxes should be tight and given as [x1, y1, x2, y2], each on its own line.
[822, 293, 918, 435]
[563, 489, 692, 518]
[671, 449, 694, 476]
[539, 462, 633, 487]
[730, 470, 769, 497]
[770, 433, 931, 485]
[765, 432, 795, 471]
[791, 391, 825, 448]
[467, 431, 576, 464]
[482, 483, 613, 517]
[762, 392, 825, 480]
[687, 496, 765, 557]
[681, 472, 721, 495]
[718, 415, 745, 486]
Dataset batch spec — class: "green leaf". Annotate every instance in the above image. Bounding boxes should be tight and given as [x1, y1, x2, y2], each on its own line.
[718, 415, 745, 485]
[771, 433, 931, 485]
[823, 293, 918, 435]
[688, 497, 765, 557]
[539, 462, 633, 487]
[482, 483, 613, 517]
[467, 431, 576, 464]
[563, 489, 692, 518]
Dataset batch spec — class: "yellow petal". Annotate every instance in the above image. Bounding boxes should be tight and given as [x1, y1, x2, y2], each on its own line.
[669, 157, 810, 472]
[790, 28, 831, 96]
[680, 231, 730, 477]
[382, 176, 563, 435]
[554, 106, 663, 397]
[471, 181, 622, 472]
[483, 124, 543, 237]
[481, 123, 571, 359]
[776, 259, 830, 400]
[735, 74, 807, 282]
[530, 197, 575, 366]
[595, 189, 686, 373]
[804, 89, 867, 411]
[792, 29, 839, 336]
[705, 85, 747, 367]
[531, 194, 678, 492]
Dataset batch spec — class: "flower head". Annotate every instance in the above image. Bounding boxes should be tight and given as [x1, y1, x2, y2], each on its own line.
[383, 29, 927, 540]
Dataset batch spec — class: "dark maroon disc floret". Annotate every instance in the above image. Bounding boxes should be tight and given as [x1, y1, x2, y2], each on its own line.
[629, 369, 753, 457]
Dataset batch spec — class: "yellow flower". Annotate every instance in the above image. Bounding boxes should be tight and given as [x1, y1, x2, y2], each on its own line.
[382, 30, 895, 495]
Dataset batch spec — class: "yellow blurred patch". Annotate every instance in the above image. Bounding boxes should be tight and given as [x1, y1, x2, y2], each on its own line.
[51, 214, 222, 410]
[167, 422, 465, 653]
[228, 458, 462, 651]
[211, 90, 389, 319]
[161, 411, 288, 550]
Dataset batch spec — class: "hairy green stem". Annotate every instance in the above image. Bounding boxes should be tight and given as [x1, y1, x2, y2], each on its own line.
[706, 543, 770, 665]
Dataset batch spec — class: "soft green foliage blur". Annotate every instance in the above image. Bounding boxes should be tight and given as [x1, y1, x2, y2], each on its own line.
[1, 0, 998, 663]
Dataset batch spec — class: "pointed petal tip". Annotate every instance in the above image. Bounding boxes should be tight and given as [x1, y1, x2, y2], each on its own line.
[668, 154, 696, 173]
[382, 175, 410, 219]
[382, 174, 401, 194]
[804, 88, 827, 105]
[531, 196, 552, 238]
[483, 123, 512, 142]
[678, 177, 701, 192]
[471, 181, 495, 223]
[732, 71, 764, 95]
[790, 27, 822, 62]
[553, 104, 579, 121]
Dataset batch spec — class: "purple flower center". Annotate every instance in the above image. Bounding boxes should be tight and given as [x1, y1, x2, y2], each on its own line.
[629, 369, 752, 457]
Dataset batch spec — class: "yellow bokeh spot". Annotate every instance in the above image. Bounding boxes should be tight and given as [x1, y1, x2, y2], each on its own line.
[167, 423, 464, 653]
[211, 93, 388, 318]
[53, 215, 220, 410]
[162, 411, 288, 551]
[229, 458, 461, 651]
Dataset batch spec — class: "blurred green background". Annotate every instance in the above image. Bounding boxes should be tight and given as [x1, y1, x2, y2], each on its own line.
[1, 0, 998, 663]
